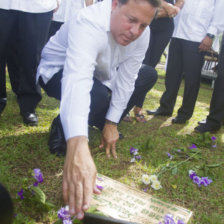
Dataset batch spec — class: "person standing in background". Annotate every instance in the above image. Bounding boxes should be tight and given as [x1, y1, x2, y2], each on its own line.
[147, 0, 224, 125]
[144, 0, 184, 68]
[0, 0, 58, 125]
[195, 33, 224, 133]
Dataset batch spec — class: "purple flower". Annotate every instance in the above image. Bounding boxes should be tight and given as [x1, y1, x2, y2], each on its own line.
[177, 149, 182, 153]
[193, 176, 201, 186]
[164, 214, 176, 224]
[167, 152, 173, 160]
[135, 155, 141, 160]
[17, 189, 24, 200]
[211, 136, 216, 141]
[200, 177, 213, 186]
[130, 147, 138, 154]
[33, 181, 38, 187]
[143, 187, 148, 192]
[58, 207, 70, 220]
[177, 220, 185, 224]
[96, 184, 103, 191]
[189, 170, 197, 180]
[33, 168, 43, 183]
[189, 144, 197, 149]
[212, 144, 217, 148]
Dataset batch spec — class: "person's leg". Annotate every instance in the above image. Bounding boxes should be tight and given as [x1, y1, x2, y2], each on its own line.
[7, 36, 20, 96]
[143, 25, 174, 68]
[0, 9, 17, 115]
[176, 40, 204, 121]
[88, 78, 111, 130]
[39, 70, 65, 156]
[207, 43, 224, 125]
[121, 64, 158, 121]
[195, 39, 224, 132]
[17, 10, 53, 123]
[41, 72, 111, 155]
[158, 38, 184, 114]
[0, 59, 7, 115]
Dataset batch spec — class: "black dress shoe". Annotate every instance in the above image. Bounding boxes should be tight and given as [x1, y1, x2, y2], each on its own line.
[172, 116, 187, 124]
[146, 108, 172, 116]
[21, 112, 38, 126]
[0, 98, 7, 115]
[194, 123, 220, 133]
[48, 115, 66, 156]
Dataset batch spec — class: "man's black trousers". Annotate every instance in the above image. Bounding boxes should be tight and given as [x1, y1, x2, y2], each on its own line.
[159, 38, 204, 120]
[0, 9, 52, 113]
[39, 64, 157, 130]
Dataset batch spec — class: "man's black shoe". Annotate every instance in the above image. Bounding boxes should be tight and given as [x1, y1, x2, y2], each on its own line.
[48, 115, 66, 156]
[146, 108, 172, 116]
[172, 116, 187, 124]
[198, 119, 224, 126]
[194, 123, 220, 133]
[21, 112, 38, 126]
[0, 98, 7, 115]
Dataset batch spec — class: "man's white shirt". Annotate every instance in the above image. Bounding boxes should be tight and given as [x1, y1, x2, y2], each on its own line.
[37, 0, 150, 140]
[0, 0, 58, 13]
[173, 0, 224, 42]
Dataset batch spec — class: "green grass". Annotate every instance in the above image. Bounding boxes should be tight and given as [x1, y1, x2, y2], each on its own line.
[0, 69, 224, 224]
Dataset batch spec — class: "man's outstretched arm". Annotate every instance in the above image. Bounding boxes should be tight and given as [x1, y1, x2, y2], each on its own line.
[63, 136, 101, 219]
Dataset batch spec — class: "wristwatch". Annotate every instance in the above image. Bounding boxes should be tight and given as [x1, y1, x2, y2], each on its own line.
[206, 33, 215, 40]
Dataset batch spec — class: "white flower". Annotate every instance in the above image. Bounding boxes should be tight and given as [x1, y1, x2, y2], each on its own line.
[151, 180, 162, 190]
[130, 157, 136, 163]
[133, 150, 139, 156]
[142, 174, 151, 185]
[149, 175, 158, 183]
[65, 205, 69, 211]
[188, 170, 196, 176]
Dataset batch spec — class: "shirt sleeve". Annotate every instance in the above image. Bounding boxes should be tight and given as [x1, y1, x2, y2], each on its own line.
[207, 0, 224, 36]
[105, 28, 150, 123]
[60, 17, 106, 140]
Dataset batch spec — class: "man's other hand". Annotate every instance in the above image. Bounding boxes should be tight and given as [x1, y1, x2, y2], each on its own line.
[199, 36, 213, 52]
[63, 136, 101, 219]
[99, 121, 119, 159]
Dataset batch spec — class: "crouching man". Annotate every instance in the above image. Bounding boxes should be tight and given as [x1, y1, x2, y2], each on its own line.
[37, 0, 160, 219]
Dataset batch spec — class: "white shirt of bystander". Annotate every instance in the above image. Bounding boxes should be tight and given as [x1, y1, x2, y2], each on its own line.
[0, 0, 58, 13]
[173, 0, 224, 42]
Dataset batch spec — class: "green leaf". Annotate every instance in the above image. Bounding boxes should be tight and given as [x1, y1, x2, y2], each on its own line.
[30, 186, 46, 204]
[189, 148, 201, 153]
[54, 220, 62, 224]
[206, 163, 223, 168]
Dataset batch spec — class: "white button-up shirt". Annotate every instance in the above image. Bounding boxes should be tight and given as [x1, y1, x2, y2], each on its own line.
[0, 0, 58, 13]
[37, 0, 149, 140]
[53, 0, 85, 22]
[173, 0, 224, 42]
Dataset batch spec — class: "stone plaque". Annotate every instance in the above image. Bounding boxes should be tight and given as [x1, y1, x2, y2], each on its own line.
[91, 174, 193, 224]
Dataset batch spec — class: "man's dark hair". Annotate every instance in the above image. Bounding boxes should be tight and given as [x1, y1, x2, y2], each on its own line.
[118, 0, 161, 8]
[0, 183, 14, 224]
